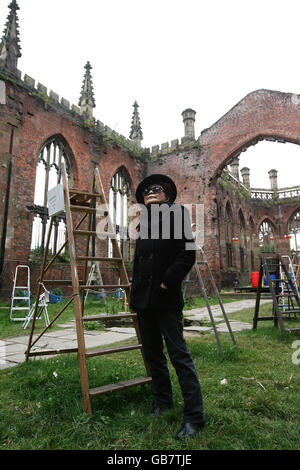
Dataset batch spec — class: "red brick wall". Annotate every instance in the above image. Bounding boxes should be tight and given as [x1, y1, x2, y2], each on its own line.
[1, 80, 300, 299]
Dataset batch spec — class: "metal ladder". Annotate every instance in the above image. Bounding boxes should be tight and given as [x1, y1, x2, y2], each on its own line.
[183, 225, 237, 355]
[25, 162, 151, 415]
[23, 283, 50, 329]
[84, 262, 106, 304]
[10, 265, 31, 321]
[253, 254, 300, 333]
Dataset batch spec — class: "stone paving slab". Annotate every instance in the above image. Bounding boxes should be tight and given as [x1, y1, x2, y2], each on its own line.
[216, 321, 252, 332]
[0, 299, 272, 370]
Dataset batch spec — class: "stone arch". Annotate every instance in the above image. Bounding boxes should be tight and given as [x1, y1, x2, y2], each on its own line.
[198, 89, 300, 184]
[258, 217, 277, 253]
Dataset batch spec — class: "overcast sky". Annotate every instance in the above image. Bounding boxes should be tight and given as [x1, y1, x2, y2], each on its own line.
[2, 0, 300, 188]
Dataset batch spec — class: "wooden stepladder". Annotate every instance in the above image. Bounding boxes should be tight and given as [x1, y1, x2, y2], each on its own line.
[25, 162, 151, 415]
[253, 254, 300, 333]
[183, 227, 237, 355]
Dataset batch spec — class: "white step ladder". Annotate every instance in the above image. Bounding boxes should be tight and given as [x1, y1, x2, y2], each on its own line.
[10, 265, 31, 322]
[23, 284, 50, 329]
[84, 262, 106, 304]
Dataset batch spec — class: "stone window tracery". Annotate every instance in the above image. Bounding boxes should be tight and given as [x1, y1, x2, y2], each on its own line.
[108, 166, 132, 261]
[259, 219, 276, 253]
[30, 136, 71, 254]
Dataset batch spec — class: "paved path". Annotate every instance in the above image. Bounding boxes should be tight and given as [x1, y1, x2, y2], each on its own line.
[0, 299, 271, 370]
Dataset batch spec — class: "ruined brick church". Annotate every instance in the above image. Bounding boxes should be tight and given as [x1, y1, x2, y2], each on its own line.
[1, 0, 300, 298]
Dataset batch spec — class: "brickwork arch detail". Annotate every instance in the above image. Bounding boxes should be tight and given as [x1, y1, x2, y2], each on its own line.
[198, 89, 300, 184]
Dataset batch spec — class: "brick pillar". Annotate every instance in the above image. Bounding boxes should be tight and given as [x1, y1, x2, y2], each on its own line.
[230, 158, 240, 180]
[241, 167, 250, 187]
[182, 108, 196, 140]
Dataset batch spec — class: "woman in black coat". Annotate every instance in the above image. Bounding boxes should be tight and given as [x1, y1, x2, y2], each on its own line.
[130, 174, 205, 439]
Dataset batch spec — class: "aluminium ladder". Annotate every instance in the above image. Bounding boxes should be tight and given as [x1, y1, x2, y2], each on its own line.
[10, 265, 31, 321]
[25, 162, 151, 415]
[84, 261, 106, 304]
[23, 284, 50, 330]
[253, 254, 300, 333]
[183, 225, 237, 355]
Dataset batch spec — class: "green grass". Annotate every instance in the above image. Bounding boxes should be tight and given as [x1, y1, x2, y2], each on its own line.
[0, 296, 124, 339]
[0, 303, 300, 450]
[0, 294, 237, 340]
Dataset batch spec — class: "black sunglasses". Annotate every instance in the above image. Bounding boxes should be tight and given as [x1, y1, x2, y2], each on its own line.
[142, 185, 165, 197]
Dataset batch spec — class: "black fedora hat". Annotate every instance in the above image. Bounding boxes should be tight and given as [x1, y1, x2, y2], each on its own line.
[136, 174, 177, 204]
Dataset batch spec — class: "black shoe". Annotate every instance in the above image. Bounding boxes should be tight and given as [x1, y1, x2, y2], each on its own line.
[175, 421, 204, 439]
[149, 404, 173, 417]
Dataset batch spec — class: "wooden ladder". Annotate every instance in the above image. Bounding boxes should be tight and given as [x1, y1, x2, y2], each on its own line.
[25, 162, 151, 415]
[253, 254, 300, 333]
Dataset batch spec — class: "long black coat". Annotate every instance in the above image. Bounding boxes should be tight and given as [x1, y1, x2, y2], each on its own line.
[130, 204, 196, 313]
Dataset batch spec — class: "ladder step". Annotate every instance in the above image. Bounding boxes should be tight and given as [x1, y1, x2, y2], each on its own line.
[80, 284, 130, 290]
[86, 344, 142, 358]
[76, 256, 122, 262]
[13, 297, 29, 300]
[69, 189, 103, 198]
[277, 309, 300, 314]
[83, 313, 137, 321]
[70, 205, 97, 214]
[14, 286, 29, 289]
[11, 307, 30, 310]
[89, 376, 152, 397]
[43, 280, 83, 285]
[27, 348, 78, 357]
[74, 230, 116, 238]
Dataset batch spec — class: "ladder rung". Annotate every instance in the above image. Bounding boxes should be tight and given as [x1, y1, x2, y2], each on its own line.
[86, 344, 142, 358]
[76, 256, 122, 262]
[70, 205, 97, 213]
[89, 376, 152, 397]
[11, 307, 30, 310]
[14, 286, 29, 289]
[27, 348, 78, 357]
[277, 309, 300, 314]
[74, 230, 116, 238]
[13, 297, 29, 300]
[83, 313, 137, 321]
[43, 280, 83, 285]
[80, 284, 130, 290]
[69, 189, 103, 198]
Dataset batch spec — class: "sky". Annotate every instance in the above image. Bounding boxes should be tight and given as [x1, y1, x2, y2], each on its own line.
[2, 0, 300, 188]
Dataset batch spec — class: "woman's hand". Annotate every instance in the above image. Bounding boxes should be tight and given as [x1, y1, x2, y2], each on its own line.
[160, 283, 167, 289]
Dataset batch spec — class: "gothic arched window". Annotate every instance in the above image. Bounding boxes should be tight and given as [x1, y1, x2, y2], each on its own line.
[288, 208, 300, 256]
[239, 210, 246, 271]
[30, 136, 72, 254]
[259, 219, 276, 253]
[109, 166, 132, 261]
[225, 202, 233, 268]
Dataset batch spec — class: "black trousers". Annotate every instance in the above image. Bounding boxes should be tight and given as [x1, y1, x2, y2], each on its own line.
[137, 309, 205, 425]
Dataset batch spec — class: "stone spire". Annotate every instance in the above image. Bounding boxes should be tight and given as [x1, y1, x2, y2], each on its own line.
[78, 61, 96, 119]
[0, 0, 22, 77]
[129, 101, 143, 147]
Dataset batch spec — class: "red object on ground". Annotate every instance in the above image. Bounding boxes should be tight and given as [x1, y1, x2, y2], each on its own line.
[251, 271, 260, 287]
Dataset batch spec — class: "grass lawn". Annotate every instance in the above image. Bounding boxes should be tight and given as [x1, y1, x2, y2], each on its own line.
[0, 294, 238, 340]
[0, 299, 300, 450]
